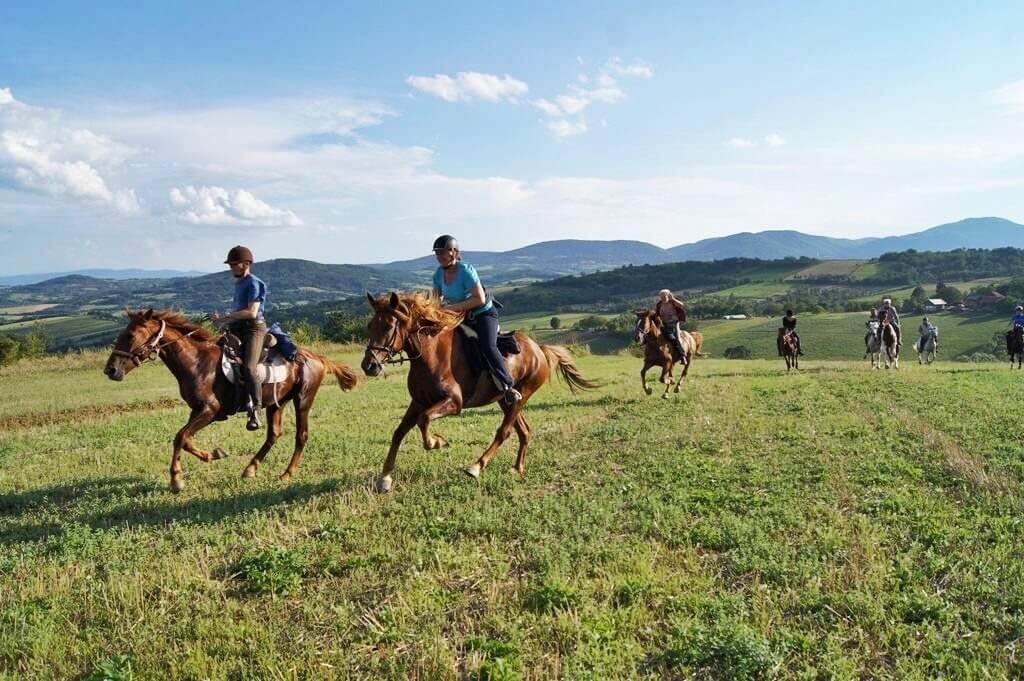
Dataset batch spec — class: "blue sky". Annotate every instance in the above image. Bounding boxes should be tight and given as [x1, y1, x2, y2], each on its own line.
[2, 1, 1024, 274]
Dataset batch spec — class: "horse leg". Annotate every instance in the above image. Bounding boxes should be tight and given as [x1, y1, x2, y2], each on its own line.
[377, 401, 422, 493]
[416, 396, 461, 451]
[674, 352, 690, 393]
[641, 361, 653, 395]
[466, 402, 519, 478]
[242, 404, 283, 479]
[279, 397, 312, 482]
[512, 413, 532, 477]
[170, 407, 217, 493]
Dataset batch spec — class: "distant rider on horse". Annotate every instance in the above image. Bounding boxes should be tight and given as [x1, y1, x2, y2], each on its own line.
[917, 316, 938, 353]
[865, 307, 880, 350]
[431, 234, 522, 405]
[653, 289, 689, 366]
[878, 298, 901, 349]
[1006, 305, 1024, 355]
[777, 309, 803, 357]
[209, 245, 267, 431]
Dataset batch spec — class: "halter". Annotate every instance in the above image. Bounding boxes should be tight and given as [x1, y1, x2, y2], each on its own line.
[365, 316, 425, 365]
[110, 320, 206, 367]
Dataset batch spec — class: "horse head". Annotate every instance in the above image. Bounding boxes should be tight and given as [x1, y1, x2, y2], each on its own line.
[362, 292, 415, 376]
[104, 308, 164, 381]
[632, 310, 653, 343]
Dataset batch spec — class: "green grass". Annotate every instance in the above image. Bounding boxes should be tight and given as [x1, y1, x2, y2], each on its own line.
[3, 348, 1024, 678]
[0, 316, 123, 351]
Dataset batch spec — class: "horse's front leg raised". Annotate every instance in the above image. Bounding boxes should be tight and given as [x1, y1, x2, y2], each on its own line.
[376, 401, 423, 493]
[170, 407, 218, 493]
[661, 362, 674, 399]
[640, 360, 654, 395]
[242, 404, 283, 479]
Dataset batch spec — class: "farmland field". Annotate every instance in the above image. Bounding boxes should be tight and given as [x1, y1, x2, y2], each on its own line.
[3, 346, 1024, 679]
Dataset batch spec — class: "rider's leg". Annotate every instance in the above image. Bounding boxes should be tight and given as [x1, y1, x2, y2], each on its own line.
[794, 332, 803, 355]
[777, 331, 784, 357]
[672, 323, 687, 365]
[471, 309, 520, 404]
[237, 320, 267, 430]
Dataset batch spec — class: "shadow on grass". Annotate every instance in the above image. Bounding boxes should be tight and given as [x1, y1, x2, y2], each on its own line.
[0, 475, 358, 547]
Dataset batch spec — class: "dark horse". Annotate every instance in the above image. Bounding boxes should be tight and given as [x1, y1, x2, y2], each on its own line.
[1008, 326, 1024, 369]
[633, 310, 699, 397]
[104, 309, 358, 492]
[879, 319, 900, 369]
[361, 293, 599, 492]
[780, 329, 799, 371]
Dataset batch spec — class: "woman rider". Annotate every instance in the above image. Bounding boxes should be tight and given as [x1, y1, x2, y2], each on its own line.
[653, 289, 688, 366]
[210, 245, 267, 430]
[431, 234, 522, 405]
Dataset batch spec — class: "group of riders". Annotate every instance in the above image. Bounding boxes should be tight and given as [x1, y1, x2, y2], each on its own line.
[213, 239, 1024, 430]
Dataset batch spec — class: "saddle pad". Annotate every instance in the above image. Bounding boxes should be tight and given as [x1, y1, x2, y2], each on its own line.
[220, 352, 290, 385]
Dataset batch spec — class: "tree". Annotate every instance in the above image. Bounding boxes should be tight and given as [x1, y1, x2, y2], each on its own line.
[935, 282, 964, 305]
[575, 315, 606, 331]
[20, 322, 50, 359]
[0, 335, 20, 366]
[549, 317, 562, 330]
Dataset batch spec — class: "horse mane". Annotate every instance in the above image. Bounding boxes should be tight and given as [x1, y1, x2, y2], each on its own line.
[133, 309, 218, 342]
[388, 293, 462, 331]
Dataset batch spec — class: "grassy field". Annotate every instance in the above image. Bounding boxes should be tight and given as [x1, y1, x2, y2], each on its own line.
[3, 346, 1024, 678]
[0, 316, 123, 351]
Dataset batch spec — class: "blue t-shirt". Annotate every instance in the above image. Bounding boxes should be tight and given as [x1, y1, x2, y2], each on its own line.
[233, 274, 267, 321]
[1012, 313, 1024, 327]
[433, 262, 492, 317]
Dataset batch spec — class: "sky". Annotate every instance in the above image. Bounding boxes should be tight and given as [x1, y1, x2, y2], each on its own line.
[2, 1, 1024, 274]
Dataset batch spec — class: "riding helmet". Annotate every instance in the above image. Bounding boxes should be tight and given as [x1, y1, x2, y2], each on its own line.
[432, 234, 459, 252]
[224, 245, 254, 264]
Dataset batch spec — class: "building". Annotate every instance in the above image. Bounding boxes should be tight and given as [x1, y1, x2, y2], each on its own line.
[963, 292, 1005, 310]
[922, 298, 947, 312]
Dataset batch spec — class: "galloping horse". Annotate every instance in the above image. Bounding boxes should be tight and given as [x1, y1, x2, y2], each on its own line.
[865, 329, 882, 369]
[361, 293, 599, 492]
[879, 319, 900, 369]
[104, 309, 358, 492]
[780, 329, 799, 371]
[632, 310, 698, 397]
[1008, 326, 1024, 369]
[915, 330, 937, 365]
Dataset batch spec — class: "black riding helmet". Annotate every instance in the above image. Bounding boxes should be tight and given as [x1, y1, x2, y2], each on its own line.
[432, 234, 458, 252]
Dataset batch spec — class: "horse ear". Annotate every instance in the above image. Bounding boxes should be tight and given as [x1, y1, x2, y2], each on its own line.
[144, 308, 154, 319]
[389, 292, 400, 309]
[366, 292, 377, 308]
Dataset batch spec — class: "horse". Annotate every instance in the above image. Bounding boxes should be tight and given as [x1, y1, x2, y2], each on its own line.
[915, 330, 937, 365]
[1008, 326, 1024, 369]
[780, 329, 799, 371]
[632, 310, 698, 398]
[865, 328, 882, 370]
[361, 292, 599, 493]
[104, 309, 358, 492]
[879, 320, 900, 369]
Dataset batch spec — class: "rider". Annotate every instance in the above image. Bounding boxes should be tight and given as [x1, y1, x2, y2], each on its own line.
[431, 234, 522, 405]
[210, 245, 267, 431]
[917, 316, 938, 352]
[653, 289, 688, 365]
[777, 309, 803, 356]
[1007, 305, 1024, 355]
[878, 298, 901, 349]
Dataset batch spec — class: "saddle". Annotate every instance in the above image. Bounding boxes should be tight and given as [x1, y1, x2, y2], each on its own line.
[218, 333, 292, 412]
[456, 324, 521, 374]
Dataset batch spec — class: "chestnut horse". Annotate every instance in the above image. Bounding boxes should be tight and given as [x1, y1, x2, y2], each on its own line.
[104, 309, 358, 492]
[633, 310, 698, 398]
[361, 293, 599, 492]
[780, 329, 799, 371]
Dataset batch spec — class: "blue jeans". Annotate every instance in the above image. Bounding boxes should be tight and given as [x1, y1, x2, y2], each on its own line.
[467, 308, 515, 389]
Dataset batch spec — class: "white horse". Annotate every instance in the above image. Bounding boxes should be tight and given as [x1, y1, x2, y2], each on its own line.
[914, 331, 937, 365]
[865, 331, 882, 370]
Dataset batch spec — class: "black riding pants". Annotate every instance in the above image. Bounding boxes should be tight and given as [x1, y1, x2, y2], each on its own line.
[664, 323, 687, 363]
[230, 319, 266, 410]
[467, 308, 516, 389]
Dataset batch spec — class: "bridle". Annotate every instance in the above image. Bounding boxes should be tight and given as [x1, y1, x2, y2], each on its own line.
[365, 314, 425, 366]
[110, 320, 206, 367]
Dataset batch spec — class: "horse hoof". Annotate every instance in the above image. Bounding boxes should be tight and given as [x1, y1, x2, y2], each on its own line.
[376, 476, 393, 494]
[465, 464, 481, 479]
[212, 447, 228, 460]
[644, 388, 652, 396]
[278, 472, 292, 483]
[242, 466, 257, 479]
[170, 478, 184, 494]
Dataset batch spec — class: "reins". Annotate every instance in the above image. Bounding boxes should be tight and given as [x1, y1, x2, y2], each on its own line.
[111, 320, 211, 367]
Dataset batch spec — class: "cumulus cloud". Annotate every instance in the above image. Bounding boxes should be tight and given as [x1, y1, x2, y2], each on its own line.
[534, 57, 651, 137]
[406, 71, 528, 102]
[0, 88, 139, 213]
[993, 79, 1024, 115]
[169, 185, 302, 227]
[765, 133, 787, 147]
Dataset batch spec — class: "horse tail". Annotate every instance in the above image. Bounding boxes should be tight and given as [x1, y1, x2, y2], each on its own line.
[324, 357, 359, 391]
[691, 331, 707, 357]
[540, 344, 601, 393]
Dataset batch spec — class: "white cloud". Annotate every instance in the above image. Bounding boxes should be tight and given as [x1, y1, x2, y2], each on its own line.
[605, 57, 654, 79]
[169, 185, 302, 227]
[406, 71, 528, 103]
[548, 118, 588, 138]
[727, 137, 755, 148]
[533, 98, 563, 117]
[555, 94, 590, 115]
[765, 133, 787, 147]
[993, 79, 1024, 115]
[0, 89, 140, 213]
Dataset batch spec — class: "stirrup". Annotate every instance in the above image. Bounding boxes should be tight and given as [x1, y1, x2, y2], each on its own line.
[502, 387, 523, 405]
[246, 410, 262, 431]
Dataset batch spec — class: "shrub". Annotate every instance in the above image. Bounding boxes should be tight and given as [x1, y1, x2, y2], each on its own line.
[85, 654, 133, 681]
[724, 345, 752, 360]
[574, 315, 606, 331]
[0, 334, 20, 366]
[236, 548, 306, 596]
[288, 320, 322, 345]
[549, 316, 562, 329]
[659, 621, 775, 680]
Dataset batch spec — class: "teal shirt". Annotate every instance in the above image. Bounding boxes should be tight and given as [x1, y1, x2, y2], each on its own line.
[433, 262, 492, 317]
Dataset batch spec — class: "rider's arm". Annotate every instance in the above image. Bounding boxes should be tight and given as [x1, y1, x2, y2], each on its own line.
[444, 283, 486, 313]
[226, 301, 261, 321]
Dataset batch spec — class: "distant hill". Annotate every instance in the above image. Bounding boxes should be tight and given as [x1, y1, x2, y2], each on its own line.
[0, 268, 208, 286]
[668, 230, 877, 260]
[846, 217, 1024, 256]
